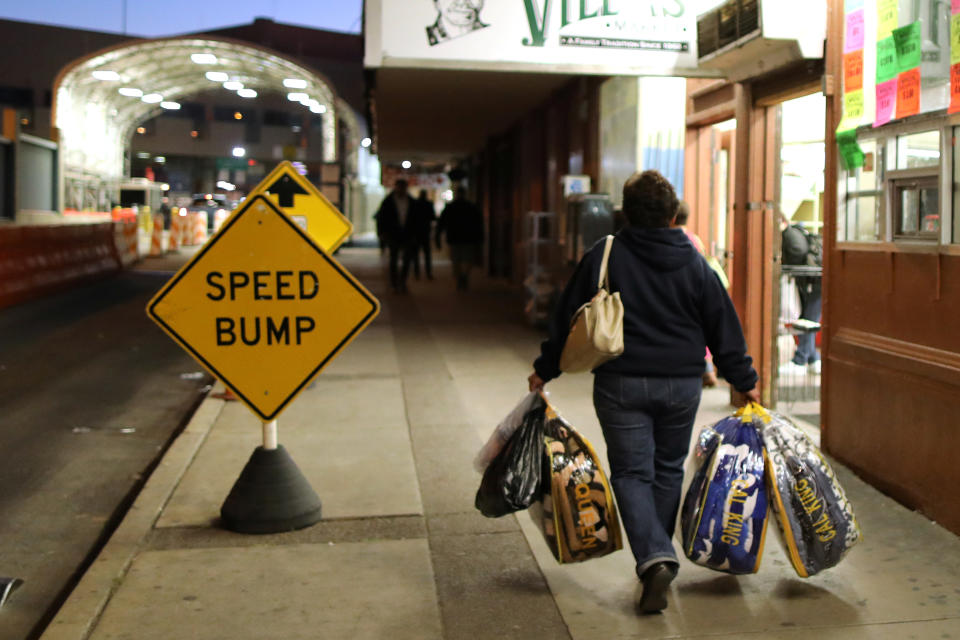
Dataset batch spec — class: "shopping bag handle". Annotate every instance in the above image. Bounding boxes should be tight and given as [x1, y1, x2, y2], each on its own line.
[734, 401, 771, 423]
[537, 390, 559, 419]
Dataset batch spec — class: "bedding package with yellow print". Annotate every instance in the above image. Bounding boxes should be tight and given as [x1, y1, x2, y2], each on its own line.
[475, 393, 622, 564]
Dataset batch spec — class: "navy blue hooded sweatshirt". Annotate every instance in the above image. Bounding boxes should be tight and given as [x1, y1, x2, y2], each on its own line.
[533, 226, 758, 392]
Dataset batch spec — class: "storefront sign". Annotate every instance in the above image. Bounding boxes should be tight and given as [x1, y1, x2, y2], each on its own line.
[366, 0, 708, 76]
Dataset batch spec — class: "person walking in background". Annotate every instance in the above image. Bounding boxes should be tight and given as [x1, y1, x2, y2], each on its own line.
[528, 170, 759, 615]
[411, 190, 437, 280]
[780, 213, 823, 372]
[436, 187, 484, 291]
[375, 179, 417, 293]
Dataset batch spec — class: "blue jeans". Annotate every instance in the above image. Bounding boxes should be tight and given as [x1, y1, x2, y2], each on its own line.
[593, 373, 702, 578]
[793, 290, 822, 365]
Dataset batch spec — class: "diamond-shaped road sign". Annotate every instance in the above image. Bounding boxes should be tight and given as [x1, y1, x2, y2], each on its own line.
[147, 195, 379, 421]
[246, 161, 352, 252]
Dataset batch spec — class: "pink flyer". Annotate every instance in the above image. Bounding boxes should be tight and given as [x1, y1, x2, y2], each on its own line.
[874, 78, 897, 127]
[845, 10, 865, 53]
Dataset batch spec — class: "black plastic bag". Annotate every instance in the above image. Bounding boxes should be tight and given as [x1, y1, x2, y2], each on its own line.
[475, 394, 546, 517]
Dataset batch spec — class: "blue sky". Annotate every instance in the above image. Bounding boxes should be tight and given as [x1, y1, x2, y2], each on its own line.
[0, 0, 364, 36]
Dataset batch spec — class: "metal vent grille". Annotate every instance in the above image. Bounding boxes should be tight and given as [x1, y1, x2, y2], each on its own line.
[697, 0, 762, 59]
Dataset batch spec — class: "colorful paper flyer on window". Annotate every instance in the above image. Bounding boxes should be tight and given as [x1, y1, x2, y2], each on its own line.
[837, 129, 865, 170]
[838, 89, 865, 132]
[845, 10, 865, 53]
[877, 0, 898, 38]
[952, 13, 960, 65]
[953, 0, 960, 13]
[876, 36, 898, 83]
[874, 78, 897, 126]
[844, 50, 864, 92]
[950, 64, 960, 114]
[893, 22, 921, 72]
[895, 68, 920, 119]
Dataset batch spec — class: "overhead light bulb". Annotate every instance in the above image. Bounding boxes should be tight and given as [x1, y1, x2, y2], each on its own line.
[309, 103, 323, 114]
[402, 161, 412, 169]
[191, 53, 218, 64]
[232, 147, 246, 158]
[205, 71, 229, 82]
[287, 92, 308, 102]
[237, 88, 257, 98]
[141, 93, 163, 104]
[118, 87, 143, 97]
[283, 78, 307, 89]
[160, 101, 181, 110]
[92, 70, 120, 81]
[361, 137, 372, 148]
[223, 81, 243, 91]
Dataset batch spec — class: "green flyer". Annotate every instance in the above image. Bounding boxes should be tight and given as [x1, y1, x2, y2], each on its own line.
[893, 22, 921, 73]
[876, 36, 898, 84]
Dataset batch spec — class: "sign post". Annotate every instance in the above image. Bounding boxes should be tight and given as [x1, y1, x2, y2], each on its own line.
[147, 192, 379, 533]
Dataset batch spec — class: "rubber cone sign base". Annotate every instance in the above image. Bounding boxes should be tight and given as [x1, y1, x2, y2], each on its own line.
[220, 445, 322, 534]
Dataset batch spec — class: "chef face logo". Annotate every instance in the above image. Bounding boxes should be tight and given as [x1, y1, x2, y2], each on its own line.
[426, 0, 488, 46]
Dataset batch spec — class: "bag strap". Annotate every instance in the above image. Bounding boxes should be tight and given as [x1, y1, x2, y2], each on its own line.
[597, 235, 614, 291]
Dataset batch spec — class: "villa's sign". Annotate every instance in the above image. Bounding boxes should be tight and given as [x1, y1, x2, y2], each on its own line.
[365, 0, 722, 77]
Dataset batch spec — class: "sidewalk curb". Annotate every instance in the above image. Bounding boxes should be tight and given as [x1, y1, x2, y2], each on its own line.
[39, 392, 226, 640]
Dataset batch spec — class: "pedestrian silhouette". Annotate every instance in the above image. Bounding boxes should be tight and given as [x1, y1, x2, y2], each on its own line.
[410, 190, 437, 280]
[436, 187, 484, 290]
[375, 179, 418, 293]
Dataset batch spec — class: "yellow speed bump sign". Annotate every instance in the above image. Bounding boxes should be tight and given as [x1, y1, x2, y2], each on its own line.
[246, 161, 352, 252]
[147, 195, 379, 421]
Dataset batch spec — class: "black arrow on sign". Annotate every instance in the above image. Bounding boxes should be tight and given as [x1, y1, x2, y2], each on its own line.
[266, 174, 308, 207]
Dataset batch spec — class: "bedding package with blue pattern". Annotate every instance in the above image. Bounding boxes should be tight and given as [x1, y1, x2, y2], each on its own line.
[680, 405, 769, 575]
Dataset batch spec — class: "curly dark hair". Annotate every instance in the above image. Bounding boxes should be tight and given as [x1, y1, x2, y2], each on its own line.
[622, 170, 679, 228]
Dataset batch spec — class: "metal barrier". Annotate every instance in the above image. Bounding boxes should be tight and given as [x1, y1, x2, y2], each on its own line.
[776, 265, 822, 406]
[0, 223, 122, 310]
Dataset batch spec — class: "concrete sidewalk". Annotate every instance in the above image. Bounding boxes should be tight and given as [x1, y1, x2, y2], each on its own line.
[41, 248, 960, 639]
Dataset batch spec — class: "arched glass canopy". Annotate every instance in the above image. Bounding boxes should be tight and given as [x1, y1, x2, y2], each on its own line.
[54, 37, 354, 209]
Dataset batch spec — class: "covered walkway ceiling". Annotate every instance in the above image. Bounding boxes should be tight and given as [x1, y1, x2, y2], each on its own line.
[372, 67, 576, 166]
[55, 37, 349, 187]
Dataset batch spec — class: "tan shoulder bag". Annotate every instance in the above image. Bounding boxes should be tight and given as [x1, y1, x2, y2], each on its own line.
[559, 235, 624, 373]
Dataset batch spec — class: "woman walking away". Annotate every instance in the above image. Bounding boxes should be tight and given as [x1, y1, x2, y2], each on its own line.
[528, 170, 759, 615]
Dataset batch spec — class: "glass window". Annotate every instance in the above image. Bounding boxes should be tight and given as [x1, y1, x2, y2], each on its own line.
[896, 130, 940, 168]
[893, 178, 939, 239]
[844, 195, 880, 242]
[840, 139, 882, 242]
